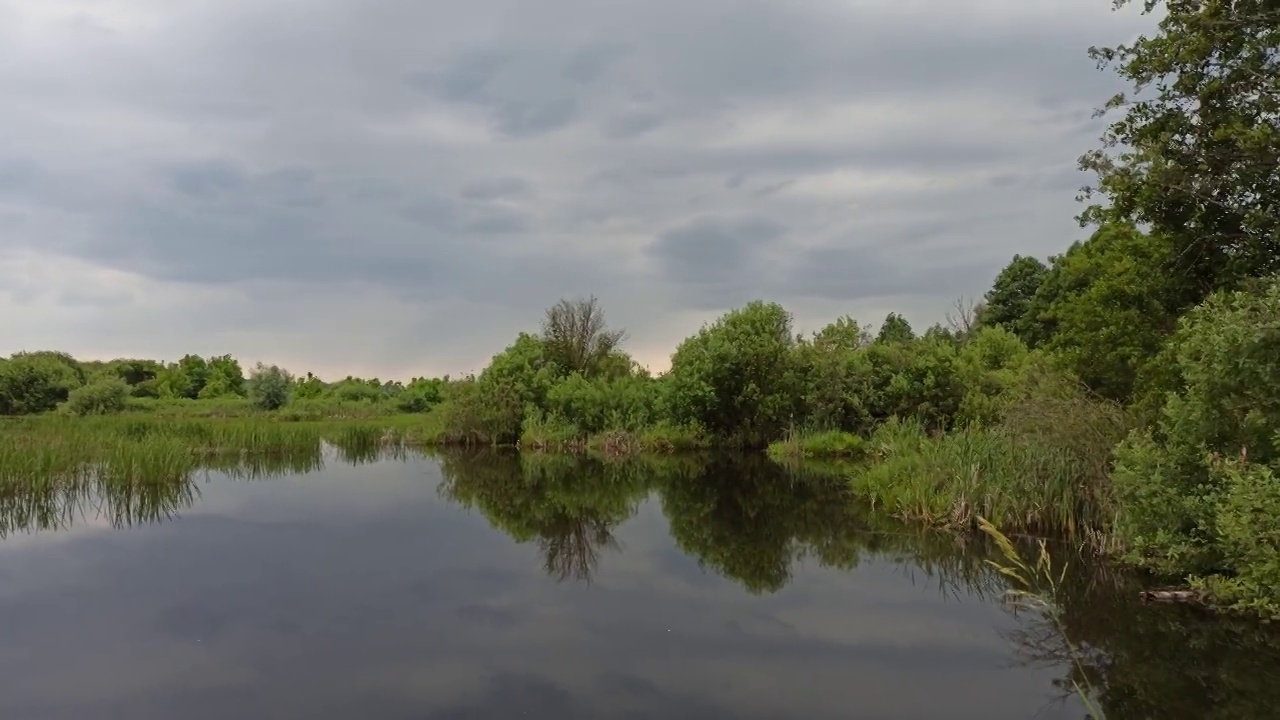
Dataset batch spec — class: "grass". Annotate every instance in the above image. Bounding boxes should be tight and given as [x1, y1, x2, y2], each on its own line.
[849, 418, 1116, 540]
[519, 411, 711, 457]
[766, 430, 867, 461]
[0, 413, 446, 487]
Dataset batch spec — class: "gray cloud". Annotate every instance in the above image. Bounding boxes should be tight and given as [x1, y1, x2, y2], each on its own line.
[0, 0, 1155, 377]
[650, 215, 785, 283]
[460, 176, 531, 201]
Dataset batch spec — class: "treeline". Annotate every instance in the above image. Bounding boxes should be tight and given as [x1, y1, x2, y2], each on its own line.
[0, 351, 448, 416]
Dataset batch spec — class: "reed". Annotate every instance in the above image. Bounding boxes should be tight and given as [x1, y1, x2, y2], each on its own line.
[850, 418, 1114, 539]
[0, 415, 445, 487]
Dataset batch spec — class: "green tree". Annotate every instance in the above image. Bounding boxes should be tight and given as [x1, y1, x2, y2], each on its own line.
[794, 318, 874, 433]
[249, 363, 292, 410]
[664, 301, 801, 446]
[1080, 0, 1280, 290]
[294, 372, 327, 399]
[0, 352, 85, 415]
[982, 255, 1049, 340]
[154, 354, 210, 399]
[1030, 224, 1182, 401]
[199, 354, 246, 398]
[107, 358, 163, 386]
[875, 313, 915, 344]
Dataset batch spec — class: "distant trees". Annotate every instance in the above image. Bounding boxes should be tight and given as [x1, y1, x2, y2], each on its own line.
[875, 313, 915, 344]
[65, 378, 130, 416]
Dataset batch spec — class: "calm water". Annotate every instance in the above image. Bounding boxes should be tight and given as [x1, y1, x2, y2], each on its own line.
[1, 449, 1278, 720]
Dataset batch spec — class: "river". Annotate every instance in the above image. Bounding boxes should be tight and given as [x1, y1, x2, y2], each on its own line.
[0, 448, 1277, 719]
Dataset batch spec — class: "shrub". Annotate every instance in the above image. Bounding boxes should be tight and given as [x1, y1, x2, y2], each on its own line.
[64, 378, 130, 416]
[249, 364, 292, 411]
[1111, 279, 1280, 604]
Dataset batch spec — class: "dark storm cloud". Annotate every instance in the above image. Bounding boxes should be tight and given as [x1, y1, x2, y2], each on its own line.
[649, 215, 785, 284]
[0, 0, 1155, 374]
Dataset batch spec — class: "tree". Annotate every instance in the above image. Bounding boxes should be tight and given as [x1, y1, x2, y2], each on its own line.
[1111, 279, 1280, 601]
[982, 255, 1049, 340]
[155, 354, 210, 399]
[1080, 0, 1280, 291]
[875, 313, 915, 344]
[249, 363, 292, 410]
[199, 354, 246, 398]
[540, 296, 628, 379]
[1029, 224, 1182, 401]
[811, 315, 870, 351]
[664, 301, 801, 446]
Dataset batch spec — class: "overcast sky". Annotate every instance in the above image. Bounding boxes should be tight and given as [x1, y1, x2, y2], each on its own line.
[0, 0, 1152, 379]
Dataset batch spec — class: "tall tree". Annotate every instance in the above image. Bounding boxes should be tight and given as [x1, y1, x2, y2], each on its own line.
[540, 296, 628, 378]
[875, 313, 915, 344]
[982, 255, 1049, 341]
[1080, 0, 1280, 291]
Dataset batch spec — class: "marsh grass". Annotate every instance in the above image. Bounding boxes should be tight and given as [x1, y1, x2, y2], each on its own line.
[850, 417, 1122, 540]
[520, 411, 709, 456]
[766, 430, 866, 461]
[0, 414, 444, 487]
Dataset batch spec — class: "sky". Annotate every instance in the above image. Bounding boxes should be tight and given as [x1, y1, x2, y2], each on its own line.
[0, 0, 1154, 380]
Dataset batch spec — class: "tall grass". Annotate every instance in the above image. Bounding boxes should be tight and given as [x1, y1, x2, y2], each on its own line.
[851, 418, 1112, 539]
[766, 430, 867, 460]
[845, 385, 1130, 541]
[0, 415, 443, 487]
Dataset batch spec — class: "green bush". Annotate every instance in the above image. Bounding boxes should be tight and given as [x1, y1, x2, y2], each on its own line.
[249, 364, 292, 411]
[664, 301, 802, 447]
[0, 352, 86, 415]
[64, 378, 130, 416]
[1111, 280, 1280, 607]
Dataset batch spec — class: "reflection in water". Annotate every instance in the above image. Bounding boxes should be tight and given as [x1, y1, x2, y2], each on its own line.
[2, 447, 1280, 719]
[0, 450, 332, 538]
[439, 452, 650, 582]
[435, 450, 1280, 720]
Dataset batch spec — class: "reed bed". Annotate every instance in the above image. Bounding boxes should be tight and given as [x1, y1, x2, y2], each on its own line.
[0, 415, 441, 488]
[850, 418, 1118, 540]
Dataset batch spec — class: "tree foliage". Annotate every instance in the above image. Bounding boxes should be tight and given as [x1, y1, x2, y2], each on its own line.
[664, 301, 801, 446]
[249, 363, 292, 411]
[1111, 279, 1280, 607]
[983, 255, 1050, 340]
[540, 296, 628, 379]
[1080, 0, 1280, 289]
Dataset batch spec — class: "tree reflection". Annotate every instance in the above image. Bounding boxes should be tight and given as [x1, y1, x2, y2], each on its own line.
[437, 450, 664, 583]
[1030, 564, 1280, 720]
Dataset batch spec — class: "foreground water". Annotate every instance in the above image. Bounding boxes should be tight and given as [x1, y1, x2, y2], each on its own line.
[1, 450, 1278, 719]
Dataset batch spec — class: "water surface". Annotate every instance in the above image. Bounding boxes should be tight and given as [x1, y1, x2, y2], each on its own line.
[1, 449, 1277, 719]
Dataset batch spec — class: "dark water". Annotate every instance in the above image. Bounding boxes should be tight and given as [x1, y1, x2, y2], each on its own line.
[1, 450, 1278, 720]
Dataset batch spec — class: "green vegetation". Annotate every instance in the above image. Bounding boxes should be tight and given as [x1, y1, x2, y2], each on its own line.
[1, 0, 1278, 616]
